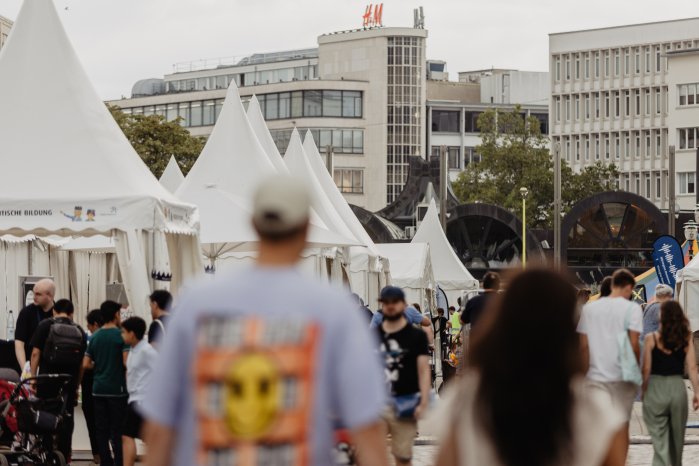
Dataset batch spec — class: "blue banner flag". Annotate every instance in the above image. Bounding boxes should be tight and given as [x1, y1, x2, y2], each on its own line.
[652, 235, 684, 289]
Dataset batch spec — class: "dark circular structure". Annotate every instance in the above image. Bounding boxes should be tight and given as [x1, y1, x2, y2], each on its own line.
[561, 191, 667, 281]
[446, 203, 544, 277]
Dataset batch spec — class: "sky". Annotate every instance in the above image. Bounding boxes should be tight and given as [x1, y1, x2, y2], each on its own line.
[3, 0, 699, 100]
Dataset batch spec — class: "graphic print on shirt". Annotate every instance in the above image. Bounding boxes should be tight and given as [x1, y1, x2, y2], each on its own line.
[194, 317, 319, 466]
[380, 337, 406, 388]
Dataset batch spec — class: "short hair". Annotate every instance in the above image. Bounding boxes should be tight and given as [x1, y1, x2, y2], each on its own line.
[254, 223, 307, 243]
[121, 317, 147, 341]
[100, 300, 121, 323]
[599, 276, 613, 297]
[412, 303, 421, 312]
[53, 299, 74, 315]
[149, 290, 172, 311]
[612, 269, 636, 289]
[483, 272, 501, 290]
[86, 309, 104, 327]
[448, 306, 456, 311]
[437, 308, 445, 314]
[655, 284, 674, 298]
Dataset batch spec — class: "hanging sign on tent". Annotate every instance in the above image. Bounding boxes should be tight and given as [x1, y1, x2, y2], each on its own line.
[652, 235, 684, 289]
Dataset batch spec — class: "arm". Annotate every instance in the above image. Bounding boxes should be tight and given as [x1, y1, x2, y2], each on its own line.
[30, 348, 41, 377]
[600, 427, 628, 466]
[144, 421, 175, 466]
[82, 355, 94, 371]
[628, 330, 641, 364]
[579, 333, 590, 375]
[642, 334, 654, 396]
[435, 424, 459, 466]
[685, 337, 699, 410]
[420, 315, 430, 327]
[14, 340, 26, 370]
[414, 354, 431, 419]
[123, 350, 129, 367]
[350, 420, 390, 466]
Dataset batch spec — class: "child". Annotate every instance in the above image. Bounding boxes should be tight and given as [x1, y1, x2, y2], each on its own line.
[121, 317, 157, 466]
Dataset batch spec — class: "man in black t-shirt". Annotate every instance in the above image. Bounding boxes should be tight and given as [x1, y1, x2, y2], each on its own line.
[30, 299, 87, 463]
[376, 286, 430, 466]
[147, 289, 172, 348]
[14, 278, 55, 371]
[462, 271, 501, 331]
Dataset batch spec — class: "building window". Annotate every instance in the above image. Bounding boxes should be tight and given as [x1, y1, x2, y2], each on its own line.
[565, 56, 571, 80]
[635, 174, 641, 194]
[678, 127, 699, 150]
[431, 146, 461, 169]
[614, 50, 620, 76]
[463, 147, 481, 167]
[614, 92, 620, 118]
[565, 140, 571, 161]
[605, 135, 610, 159]
[645, 90, 650, 115]
[271, 128, 364, 154]
[334, 169, 364, 194]
[625, 91, 630, 117]
[624, 174, 630, 192]
[624, 49, 630, 74]
[565, 97, 570, 121]
[604, 51, 610, 77]
[655, 173, 661, 199]
[575, 95, 580, 120]
[595, 136, 600, 160]
[575, 138, 580, 161]
[605, 92, 610, 118]
[656, 89, 661, 114]
[555, 99, 561, 122]
[678, 83, 699, 106]
[595, 52, 600, 78]
[585, 95, 590, 119]
[585, 138, 590, 160]
[656, 132, 662, 156]
[635, 48, 640, 74]
[615, 135, 620, 159]
[679, 172, 696, 195]
[585, 55, 590, 78]
[555, 57, 561, 81]
[625, 133, 630, 158]
[656, 46, 661, 72]
[635, 132, 640, 157]
[645, 174, 651, 197]
[635, 90, 641, 115]
[575, 55, 580, 79]
[645, 48, 651, 73]
[645, 133, 651, 158]
[431, 110, 460, 132]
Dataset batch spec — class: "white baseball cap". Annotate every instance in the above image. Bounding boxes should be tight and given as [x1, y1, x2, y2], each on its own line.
[252, 175, 311, 235]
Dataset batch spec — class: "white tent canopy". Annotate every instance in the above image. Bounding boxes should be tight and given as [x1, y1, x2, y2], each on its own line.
[412, 200, 478, 305]
[676, 256, 699, 330]
[0, 0, 202, 316]
[159, 156, 185, 193]
[376, 243, 435, 312]
[247, 96, 289, 174]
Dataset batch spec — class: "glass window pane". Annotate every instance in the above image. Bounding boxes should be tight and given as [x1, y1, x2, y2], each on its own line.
[215, 99, 224, 121]
[178, 103, 190, 126]
[303, 91, 322, 117]
[319, 130, 331, 148]
[291, 92, 303, 118]
[342, 130, 352, 150]
[265, 94, 279, 120]
[332, 129, 342, 147]
[323, 91, 342, 117]
[143, 106, 155, 116]
[689, 85, 696, 105]
[203, 100, 215, 125]
[353, 130, 363, 153]
[190, 102, 202, 127]
[166, 104, 178, 122]
[352, 171, 363, 193]
[689, 128, 695, 149]
[279, 93, 290, 119]
[155, 105, 166, 117]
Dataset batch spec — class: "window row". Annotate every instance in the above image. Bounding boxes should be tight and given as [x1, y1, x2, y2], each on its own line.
[557, 130, 665, 162]
[429, 146, 481, 170]
[677, 127, 699, 150]
[679, 172, 696, 195]
[678, 83, 699, 107]
[334, 169, 364, 194]
[269, 128, 364, 155]
[431, 109, 549, 134]
[620, 171, 665, 199]
[121, 99, 224, 127]
[553, 88, 665, 122]
[258, 90, 362, 120]
[165, 65, 318, 93]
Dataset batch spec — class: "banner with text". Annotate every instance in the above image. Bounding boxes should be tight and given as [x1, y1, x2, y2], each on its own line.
[652, 235, 684, 290]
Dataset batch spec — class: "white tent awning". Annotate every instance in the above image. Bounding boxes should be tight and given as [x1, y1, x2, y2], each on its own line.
[159, 156, 185, 193]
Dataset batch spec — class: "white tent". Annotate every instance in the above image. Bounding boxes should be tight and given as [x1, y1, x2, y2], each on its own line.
[159, 156, 185, 193]
[247, 96, 289, 174]
[376, 243, 435, 312]
[676, 257, 699, 330]
[175, 84, 356, 269]
[0, 0, 202, 317]
[302, 131, 389, 304]
[412, 200, 478, 305]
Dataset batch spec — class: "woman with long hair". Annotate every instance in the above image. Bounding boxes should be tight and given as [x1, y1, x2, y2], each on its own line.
[642, 300, 699, 466]
[434, 269, 627, 466]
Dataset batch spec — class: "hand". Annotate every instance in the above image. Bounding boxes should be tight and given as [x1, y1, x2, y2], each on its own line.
[693, 394, 699, 411]
[414, 401, 429, 420]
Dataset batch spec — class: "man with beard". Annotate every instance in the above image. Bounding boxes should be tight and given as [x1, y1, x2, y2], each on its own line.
[376, 286, 431, 466]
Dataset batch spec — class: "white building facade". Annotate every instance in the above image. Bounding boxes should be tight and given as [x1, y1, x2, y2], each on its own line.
[109, 26, 427, 211]
[549, 18, 699, 210]
[0, 15, 12, 49]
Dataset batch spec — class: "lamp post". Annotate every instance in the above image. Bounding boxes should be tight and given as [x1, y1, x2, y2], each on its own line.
[684, 220, 698, 263]
[520, 187, 529, 268]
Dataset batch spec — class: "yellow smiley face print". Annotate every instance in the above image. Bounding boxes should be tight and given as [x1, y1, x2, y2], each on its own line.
[223, 353, 282, 439]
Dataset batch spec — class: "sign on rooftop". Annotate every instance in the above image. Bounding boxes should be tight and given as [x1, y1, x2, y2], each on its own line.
[362, 3, 383, 29]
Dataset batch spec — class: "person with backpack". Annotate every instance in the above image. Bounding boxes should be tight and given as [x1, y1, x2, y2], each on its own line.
[29, 298, 87, 463]
[83, 309, 104, 465]
[147, 290, 171, 349]
[83, 301, 130, 466]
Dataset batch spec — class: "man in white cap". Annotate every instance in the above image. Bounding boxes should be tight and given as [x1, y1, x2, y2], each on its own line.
[143, 175, 389, 466]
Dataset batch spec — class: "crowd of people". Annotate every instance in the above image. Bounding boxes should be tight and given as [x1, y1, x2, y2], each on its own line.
[4, 174, 699, 466]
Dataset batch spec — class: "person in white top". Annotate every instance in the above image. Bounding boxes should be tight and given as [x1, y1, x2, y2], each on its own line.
[578, 268, 642, 462]
[434, 269, 627, 466]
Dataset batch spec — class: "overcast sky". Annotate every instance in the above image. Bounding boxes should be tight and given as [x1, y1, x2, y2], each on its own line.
[3, 0, 699, 100]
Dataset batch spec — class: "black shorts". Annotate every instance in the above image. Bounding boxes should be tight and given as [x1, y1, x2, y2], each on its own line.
[121, 402, 144, 439]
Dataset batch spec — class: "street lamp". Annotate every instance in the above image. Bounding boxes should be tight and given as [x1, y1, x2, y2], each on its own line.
[684, 220, 698, 262]
[520, 187, 529, 268]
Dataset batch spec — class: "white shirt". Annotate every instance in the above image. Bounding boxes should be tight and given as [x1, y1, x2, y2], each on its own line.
[577, 297, 643, 382]
[126, 339, 157, 404]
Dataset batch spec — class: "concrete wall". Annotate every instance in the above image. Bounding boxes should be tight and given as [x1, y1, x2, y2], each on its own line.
[427, 81, 480, 104]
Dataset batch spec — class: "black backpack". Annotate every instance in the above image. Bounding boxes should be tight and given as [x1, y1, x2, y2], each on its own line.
[43, 319, 83, 367]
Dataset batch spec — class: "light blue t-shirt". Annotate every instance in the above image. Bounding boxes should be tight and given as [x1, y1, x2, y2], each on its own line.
[369, 305, 424, 329]
[142, 266, 386, 466]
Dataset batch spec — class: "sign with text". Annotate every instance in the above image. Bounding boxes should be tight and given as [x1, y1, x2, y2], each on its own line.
[363, 3, 384, 28]
[652, 235, 684, 289]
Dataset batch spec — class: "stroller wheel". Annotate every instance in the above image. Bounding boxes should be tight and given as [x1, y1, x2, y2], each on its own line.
[0, 453, 8, 466]
[47, 451, 65, 466]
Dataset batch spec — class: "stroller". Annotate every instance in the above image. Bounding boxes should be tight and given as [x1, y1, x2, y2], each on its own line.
[0, 369, 72, 466]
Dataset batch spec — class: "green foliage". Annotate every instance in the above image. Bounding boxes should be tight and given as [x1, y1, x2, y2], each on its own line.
[108, 105, 205, 178]
[452, 107, 619, 228]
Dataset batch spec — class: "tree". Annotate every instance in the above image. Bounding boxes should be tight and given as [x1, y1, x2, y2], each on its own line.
[452, 107, 619, 228]
[108, 105, 205, 178]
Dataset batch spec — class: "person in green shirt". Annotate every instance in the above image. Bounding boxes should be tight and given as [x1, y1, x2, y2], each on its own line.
[83, 301, 129, 466]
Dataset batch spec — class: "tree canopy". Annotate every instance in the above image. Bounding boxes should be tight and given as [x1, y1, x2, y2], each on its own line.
[452, 107, 619, 228]
[108, 105, 205, 178]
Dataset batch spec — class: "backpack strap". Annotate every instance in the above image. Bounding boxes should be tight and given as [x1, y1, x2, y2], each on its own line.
[154, 318, 166, 335]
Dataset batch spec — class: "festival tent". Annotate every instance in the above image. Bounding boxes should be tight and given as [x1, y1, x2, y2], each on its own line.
[302, 131, 389, 304]
[0, 0, 202, 318]
[175, 84, 357, 272]
[412, 200, 479, 305]
[676, 254, 699, 331]
[159, 156, 185, 193]
[247, 96, 289, 174]
[376, 243, 435, 311]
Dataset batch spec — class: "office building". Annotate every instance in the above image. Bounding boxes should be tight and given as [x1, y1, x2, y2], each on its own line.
[109, 22, 427, 211]
[0, 14, 12, 49]
[428, 69, 549, 180]
[549, 18, 699, 210]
